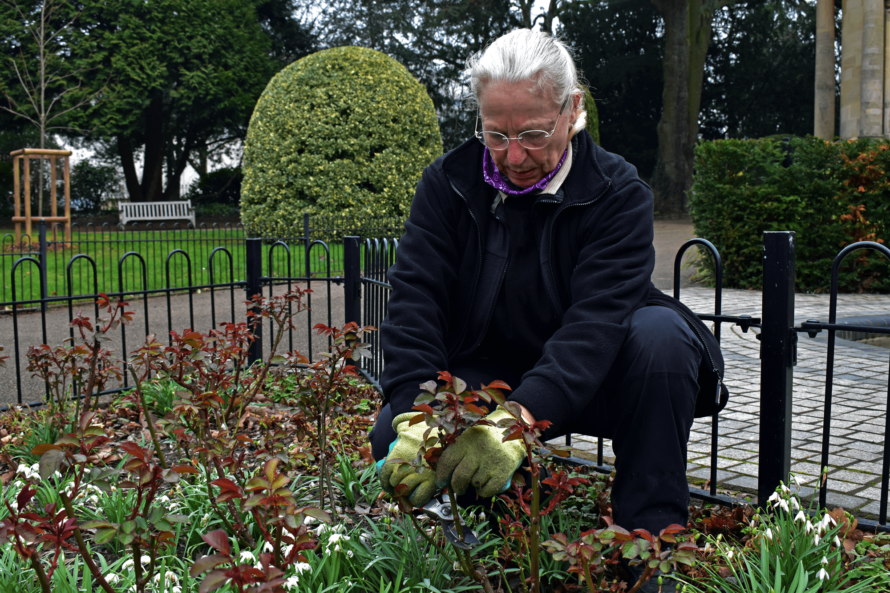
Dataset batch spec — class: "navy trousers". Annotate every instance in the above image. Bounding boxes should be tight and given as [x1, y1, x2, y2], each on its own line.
[370, 306, 702, 534]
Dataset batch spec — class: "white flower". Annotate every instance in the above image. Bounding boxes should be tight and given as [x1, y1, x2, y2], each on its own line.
[791, 474, 800, 487]
[121, 559, 134, 569]
[806, 521, 815, 534]
[777, 498, 790, 513]
[768, 492, 780, 504]
[140, 555, 150, 565]
[171, 588, 181, 593]
[282, 544, 294, 557]
[780, 484, 790, 494]
[454, 561, 462, 571]
[794, 511, 806, 523]
[304, 516, 316, 525]
[200, 513, 211, 527]
[834, 535, 842, 547]
[293, 562, 311, 574]
[239, 550, 256, 563]
[817, 567, 830, 581]
[284, 575, 300, 590]
[359, 531, 372, 545]
[790, 497, 800, 511]
[726, 549, 734, 560]
[764, 528, 773, 541]
[104, 574, 120, 584]
[814, 533, 821, 546]
[263, 541, 274, 553]
[821, 556, 829, 565]
[314, 524, 328, 535]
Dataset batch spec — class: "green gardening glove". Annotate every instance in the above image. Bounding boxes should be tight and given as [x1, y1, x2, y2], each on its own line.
[377, 413, 439, 506]
[435, 407, 526, 498]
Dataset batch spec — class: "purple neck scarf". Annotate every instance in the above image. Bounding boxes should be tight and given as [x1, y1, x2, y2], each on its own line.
[482, 147, 568, 195]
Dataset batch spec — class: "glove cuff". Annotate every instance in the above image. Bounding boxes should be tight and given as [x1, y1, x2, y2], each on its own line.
[392, 412, 423, 432]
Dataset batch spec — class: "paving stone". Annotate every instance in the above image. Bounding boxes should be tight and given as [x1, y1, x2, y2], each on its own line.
[718, 449, 757, 461]
[723, 475, 760, 492]
[687, 468, 739, 482]
[823, 493, 868, 510]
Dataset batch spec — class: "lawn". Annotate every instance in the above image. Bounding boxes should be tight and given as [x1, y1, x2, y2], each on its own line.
[0, 228, 352, 304]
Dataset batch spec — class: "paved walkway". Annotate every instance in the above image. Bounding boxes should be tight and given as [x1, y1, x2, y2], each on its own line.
[558, 287, 890, 518]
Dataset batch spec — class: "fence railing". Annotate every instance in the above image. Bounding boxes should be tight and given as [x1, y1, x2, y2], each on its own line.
[3, 225, 890, 531]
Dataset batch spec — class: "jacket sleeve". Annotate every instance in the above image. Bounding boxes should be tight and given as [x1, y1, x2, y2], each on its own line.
[379, 164, 463, 418]
[507, 178, 655, 436]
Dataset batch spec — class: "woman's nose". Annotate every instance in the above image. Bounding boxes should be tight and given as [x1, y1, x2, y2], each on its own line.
[507, 140, 526, 164]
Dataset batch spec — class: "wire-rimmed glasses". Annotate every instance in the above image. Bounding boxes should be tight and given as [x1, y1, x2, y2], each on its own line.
[475, 97, 570, 151]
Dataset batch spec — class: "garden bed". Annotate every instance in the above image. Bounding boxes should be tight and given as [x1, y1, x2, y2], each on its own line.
[0, 291, 888, 592]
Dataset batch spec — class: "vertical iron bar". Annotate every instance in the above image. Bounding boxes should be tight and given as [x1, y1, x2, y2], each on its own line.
[880, 355, 890, 524]
[246, 238, 263, 365]
[758, 231, 796, 506]
[344, 236, 361, 326]
[38, 220, 47, 314]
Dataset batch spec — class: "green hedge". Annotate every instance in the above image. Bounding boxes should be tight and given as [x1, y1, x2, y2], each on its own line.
[689, 136, 890, 292]
[241, 46, 442, 228]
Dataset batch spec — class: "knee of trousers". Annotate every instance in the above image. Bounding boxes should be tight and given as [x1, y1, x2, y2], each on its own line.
[620, 306, 704, 380]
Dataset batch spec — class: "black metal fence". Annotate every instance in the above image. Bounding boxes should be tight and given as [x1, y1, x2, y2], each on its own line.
[3, 223, 890, 531]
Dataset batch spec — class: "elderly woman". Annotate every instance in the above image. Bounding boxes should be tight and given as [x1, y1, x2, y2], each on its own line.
[372, 28, 727, 575]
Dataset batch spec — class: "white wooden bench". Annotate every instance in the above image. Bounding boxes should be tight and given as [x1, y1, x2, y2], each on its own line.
[119, 200, 196, 227]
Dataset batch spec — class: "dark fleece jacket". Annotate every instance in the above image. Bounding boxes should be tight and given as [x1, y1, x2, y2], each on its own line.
[379, 131, 728, 435]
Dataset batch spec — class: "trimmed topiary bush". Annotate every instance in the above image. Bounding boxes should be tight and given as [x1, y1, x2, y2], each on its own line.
[690, 136, 890, 293]
[241, 46, 442, 228]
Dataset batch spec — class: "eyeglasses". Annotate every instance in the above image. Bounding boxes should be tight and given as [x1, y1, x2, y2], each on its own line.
[475, 97, 570, 151]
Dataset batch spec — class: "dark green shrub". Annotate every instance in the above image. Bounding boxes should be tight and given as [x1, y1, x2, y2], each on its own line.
[70, 160, 122, 213]
[241, 46, 442, 228]
[690, 136, 890, 292]
[185, 166, 242, 209]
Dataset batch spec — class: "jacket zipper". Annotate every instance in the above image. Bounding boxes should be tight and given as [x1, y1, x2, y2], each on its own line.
[541, 180, 612, 318]
[447, 179, 483, 359]
[646, 300, 724, 404]
[464, 209, 510, 356]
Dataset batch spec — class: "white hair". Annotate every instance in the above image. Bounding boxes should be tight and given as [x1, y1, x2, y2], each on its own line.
[465, 29, 587, 136]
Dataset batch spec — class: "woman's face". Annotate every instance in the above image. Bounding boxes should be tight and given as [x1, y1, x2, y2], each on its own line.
[478, 81, 577, 188]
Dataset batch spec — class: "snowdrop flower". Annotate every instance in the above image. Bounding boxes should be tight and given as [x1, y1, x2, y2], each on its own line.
[478, 512, 486, 523]
[284, 575, 300, 590]
[777, 498, 789, 513]
[263, 541, 274, 553]
[779, 484, 790, 494]
[282, 544, 294, 558]
[764, 528, 773, 541]
[767, 492, 779, 504]
[790, 497, 800, 511]
[791, 474, 800, 488]
[359, 531, 372, 545]
[726, 549, 734, 560]
[140, 555, 150, 565]
[121, 559, 135, 570]
[454, 561, 462, 571]
[314, 524, 328, 535]
[794, 511, 806, 523]
[817, 567, 830, 581]
[104, 574, 120, 584]
[814, 533, 821, 546]
[171, 588, 181, 593]
[200, 513, 211, 527]
[821, 556, 829, 565]
[293, 562, 311, 574]
[834, 535, 842, 547]
[821, 514, 835, 529]
[239, 550, 256, 563]
[806, 521, 815, 534]
[304, 515, 316, 526]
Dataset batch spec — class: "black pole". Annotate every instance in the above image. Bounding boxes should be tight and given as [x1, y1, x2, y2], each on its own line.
[246, 238, 263, 365]
[38, 219, 48, 314]
[343, 236, 361, 326]
[758, 231, 796, 505]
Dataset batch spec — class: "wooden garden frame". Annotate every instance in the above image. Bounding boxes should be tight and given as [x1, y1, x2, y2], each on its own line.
[11, 148, 72, 244]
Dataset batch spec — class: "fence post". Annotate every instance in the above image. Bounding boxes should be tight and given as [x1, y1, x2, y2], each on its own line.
[303, 213, 311, 279]
[38, 219, 48, 313]
[245, 238, 263, 365]
[758, 231, 796, 505]
[343, 236, 361, 326]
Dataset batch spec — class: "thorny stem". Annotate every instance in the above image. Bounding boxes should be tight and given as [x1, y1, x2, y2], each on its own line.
[128, 367, 168, 470]
[498, 564, 514, 593]
[626, 563, 655, 593]
[581, 557, 597, 593]
[444, 487, 475, 577]
[209, 458, 256, 547]
[28, 553, 51, 593]
[409, 513, 454, 563]
[58, 491, 117, 593]
[133, 542, 143, 593]
[529, 467, 540, 593]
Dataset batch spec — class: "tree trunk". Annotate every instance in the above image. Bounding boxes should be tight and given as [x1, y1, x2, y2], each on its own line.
[650, 0, 717, 218]
[814, 0, 836, 138]
[118, 136, 142, 202]
[141, 96, 166, 202]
